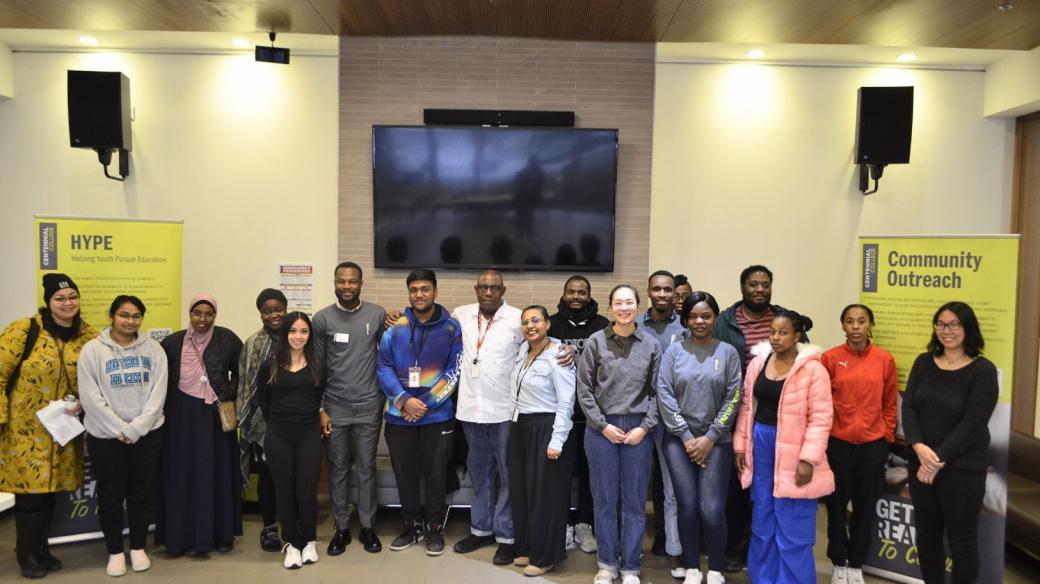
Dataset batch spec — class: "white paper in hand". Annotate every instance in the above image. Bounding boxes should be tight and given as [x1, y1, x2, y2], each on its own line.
[35, 401, 85, 446]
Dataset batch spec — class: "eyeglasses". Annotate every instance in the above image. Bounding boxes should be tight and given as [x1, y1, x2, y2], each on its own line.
[116, 312, 143, 321]
[260, 308, 285, 317]
[933, 321, 963, 331]
[190, 311, 216, 320]
[520, 316, 545, 326]
[476, 285, 503, 294]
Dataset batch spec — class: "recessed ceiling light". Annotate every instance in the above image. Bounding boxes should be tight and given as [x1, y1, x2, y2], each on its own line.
[79, 36, 100, 46]
[745, 49, 765, 59]
[998, 3, 1013, 13]
[232, 38, 252, 48]
[897, 52, 917, 62]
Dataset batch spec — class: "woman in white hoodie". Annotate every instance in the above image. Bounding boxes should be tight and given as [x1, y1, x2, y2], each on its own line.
[78, 295, 168, 577]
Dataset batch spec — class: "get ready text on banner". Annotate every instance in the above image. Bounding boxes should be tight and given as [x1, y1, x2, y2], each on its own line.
[34, 215, 183, 542]
[859, 235, 1017, 584]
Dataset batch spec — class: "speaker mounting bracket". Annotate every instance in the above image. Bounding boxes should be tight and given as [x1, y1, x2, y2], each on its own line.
[96, 148, 130, 182]
[859, 163, 885, 195]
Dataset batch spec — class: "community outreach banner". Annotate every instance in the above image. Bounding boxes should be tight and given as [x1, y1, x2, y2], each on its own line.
[35, 215, 183, 543]
[859, 235, 1017, 584]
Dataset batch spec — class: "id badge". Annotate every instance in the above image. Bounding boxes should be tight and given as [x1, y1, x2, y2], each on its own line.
[334, 333, 350, 343]
[408, 367, 421, 388]
[512, 406, 519, 422]
[471, 359, 481, 378]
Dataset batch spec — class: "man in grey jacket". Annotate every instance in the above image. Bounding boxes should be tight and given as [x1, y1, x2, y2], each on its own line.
[313, 262, 388, 556]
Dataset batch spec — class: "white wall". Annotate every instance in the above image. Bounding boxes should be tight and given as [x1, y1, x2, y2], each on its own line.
[985, 46, 1040, 117]
[0, 50, 338, 336]
[0, 42, 12, 97]
[651, 63, 1014, 350]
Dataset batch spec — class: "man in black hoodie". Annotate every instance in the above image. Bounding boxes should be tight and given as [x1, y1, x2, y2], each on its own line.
[548, 275, 609, 554]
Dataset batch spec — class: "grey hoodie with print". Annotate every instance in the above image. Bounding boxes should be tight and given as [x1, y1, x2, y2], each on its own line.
[78, 328, 168, 442]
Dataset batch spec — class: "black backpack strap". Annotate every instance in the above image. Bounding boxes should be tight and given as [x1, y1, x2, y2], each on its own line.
[5, 318, 40, 396]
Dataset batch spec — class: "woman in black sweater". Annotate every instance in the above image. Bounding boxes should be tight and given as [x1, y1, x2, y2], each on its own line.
[256, 312, 324, 570]
[902, 301, 998, 584]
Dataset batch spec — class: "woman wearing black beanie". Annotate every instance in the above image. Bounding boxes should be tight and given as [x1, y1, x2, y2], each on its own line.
[0, 273, 97, 578]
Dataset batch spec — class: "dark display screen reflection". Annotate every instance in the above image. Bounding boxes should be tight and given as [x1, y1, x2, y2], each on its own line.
[373, 126, 618, 271]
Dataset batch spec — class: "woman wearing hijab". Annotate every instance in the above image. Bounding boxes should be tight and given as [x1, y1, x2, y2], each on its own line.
[156, 294, 243, 556]
[0, 273, 97, 578]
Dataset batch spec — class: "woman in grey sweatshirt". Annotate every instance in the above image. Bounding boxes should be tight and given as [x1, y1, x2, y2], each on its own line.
[576, 285, 661, 584]
[656, 291, 742, 584]
[78, 295, 167, 577]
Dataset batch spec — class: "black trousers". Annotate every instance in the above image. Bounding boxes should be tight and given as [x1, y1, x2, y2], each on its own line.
[566, 420, 594, 526]
[909, 463, 985, 584]
[826, 437, 889, 568]
[510, 414, 576, 567]
[385, 419, 454, 526]
[264, 419, 322, 550]
[724, 465, 751, 561]
[14, 492, 56, 557]
[250, 443, 278, 527]
[88, 428, 164, 554]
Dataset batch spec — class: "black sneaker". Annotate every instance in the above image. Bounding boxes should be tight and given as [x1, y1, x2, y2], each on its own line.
[260, 525, 282, 552]
[389, 522, 424, 552]
[359, 527, 382, 553]
[492, 543, 515, 565]
[327, 528, 350, 556]
[453, 533, 495, 554]
[651, 536, 667, 557]
[425, 524, 445, 556]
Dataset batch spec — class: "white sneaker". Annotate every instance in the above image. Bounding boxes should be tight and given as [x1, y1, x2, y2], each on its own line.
[847, 567, 865, 584]
[106, 553, 126, 577]
[831, 565, 848, 584]
[129, 548, 150, 572]
[621, 575, 641, 584]
[574, 522, 597, 553]
[283, 543, 303, 569]
[593, 568, 616, 584]
[302, 541, 319, 564]
[706, 571, 726, 584]
[683, 568, 703, 584]
[565, 525, 577, 551]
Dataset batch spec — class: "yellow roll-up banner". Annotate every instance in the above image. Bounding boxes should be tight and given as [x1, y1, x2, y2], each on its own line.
[859, 235, 1018, 584]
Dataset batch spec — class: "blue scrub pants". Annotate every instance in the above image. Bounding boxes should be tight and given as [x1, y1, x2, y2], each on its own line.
[748, 423, 818, 584]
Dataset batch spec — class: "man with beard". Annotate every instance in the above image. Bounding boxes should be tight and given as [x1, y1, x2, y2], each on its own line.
[312, 262, 388, 556]
[548, 275, 609, 553]
[713, 264, 806, 573]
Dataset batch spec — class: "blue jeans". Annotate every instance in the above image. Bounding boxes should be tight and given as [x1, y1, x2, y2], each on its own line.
[749, 423, 817, 584]
[661, 431, 732, 572]
[462, 421, 514, 543]
[585, 415, 653, 576]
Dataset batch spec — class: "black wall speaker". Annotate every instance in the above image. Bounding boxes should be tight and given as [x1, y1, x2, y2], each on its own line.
[424, 109, 575, 127]
[856, 86, 913, 165]
[68, 70, 132, 151]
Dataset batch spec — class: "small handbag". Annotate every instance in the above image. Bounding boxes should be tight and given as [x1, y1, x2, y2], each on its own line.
[216, 399, 237, 433]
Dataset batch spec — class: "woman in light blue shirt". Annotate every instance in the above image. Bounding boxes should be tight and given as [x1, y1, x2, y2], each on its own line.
[508, 305, 576, 578]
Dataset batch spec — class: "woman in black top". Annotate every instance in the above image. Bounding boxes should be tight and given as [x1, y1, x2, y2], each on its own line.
[902, 301, 998, 584]
[256, 312, 324, 570]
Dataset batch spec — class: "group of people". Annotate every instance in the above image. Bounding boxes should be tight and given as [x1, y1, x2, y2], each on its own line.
[0, 264, 997, 584]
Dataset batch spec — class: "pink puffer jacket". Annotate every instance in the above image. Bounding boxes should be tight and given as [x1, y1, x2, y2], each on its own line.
[733, 341, 835, 499]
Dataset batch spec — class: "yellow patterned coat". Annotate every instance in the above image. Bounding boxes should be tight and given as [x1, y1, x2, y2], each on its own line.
[0, 314, 97, 493]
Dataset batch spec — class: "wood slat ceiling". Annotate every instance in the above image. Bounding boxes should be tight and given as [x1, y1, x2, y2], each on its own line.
[1, 0, 1038, 50]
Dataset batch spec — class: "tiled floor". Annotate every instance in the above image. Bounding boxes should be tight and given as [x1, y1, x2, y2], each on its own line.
[0, 499, 1035, 583]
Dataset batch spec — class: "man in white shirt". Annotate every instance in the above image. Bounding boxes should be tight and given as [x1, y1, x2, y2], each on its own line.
[451, 270, 574, 565]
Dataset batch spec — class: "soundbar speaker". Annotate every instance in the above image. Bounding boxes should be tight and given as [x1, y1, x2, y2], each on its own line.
[424, 109, 575, 127]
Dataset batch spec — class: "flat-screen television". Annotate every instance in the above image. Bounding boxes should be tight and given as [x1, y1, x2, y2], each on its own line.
[372, 125, 618, 271]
